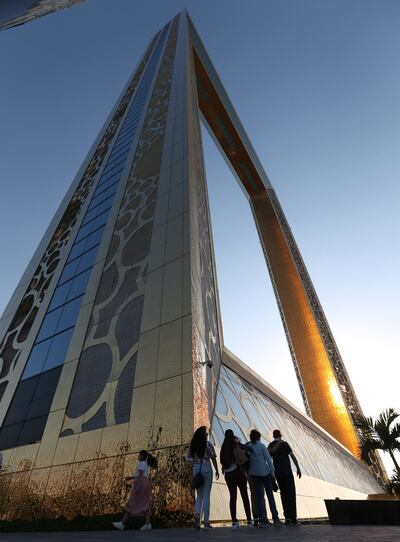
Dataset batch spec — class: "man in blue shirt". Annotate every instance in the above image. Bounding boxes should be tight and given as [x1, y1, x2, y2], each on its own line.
[247, 429, 281, 527]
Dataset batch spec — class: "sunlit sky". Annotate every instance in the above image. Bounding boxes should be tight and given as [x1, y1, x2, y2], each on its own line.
[0, 0, 399, 474]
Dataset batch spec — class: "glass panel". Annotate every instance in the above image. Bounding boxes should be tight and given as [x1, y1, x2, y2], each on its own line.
[102, 159, 126, 178]
[36, 306, 63, 342]
[93, 178, 119, 200]
[98, 168, 124, 187]
[84, 226, 104, 252]
[67, 237, 87, 262]
[56, 296, 83, 333]
[107, 148, 129, 166]
[89, 208, 111, 231]
[22, 339, 52, 379]
[58, 258, 80, 285]
[17, 415, 47, 446]
[88, 185, 118, 211]
[68, 269, 91, 300]
[75, 245, 98, 274]
[74, 220, 93, 243]
[117, 124, 137, 140]
[43, 328, 74, 371]
[48, 281, 72, 311]
[0, 422, 23, 450]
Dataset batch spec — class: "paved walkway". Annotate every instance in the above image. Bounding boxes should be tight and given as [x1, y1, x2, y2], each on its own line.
[0, 525, 399, 542]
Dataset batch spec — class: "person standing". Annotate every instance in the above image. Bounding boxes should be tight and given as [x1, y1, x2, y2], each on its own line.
[220, 429, 252, 529]
[268, 429, 302, 526]
[112, 449, 158, 531]
[188, 426, 220, 530]
[247, 429, 281, 527]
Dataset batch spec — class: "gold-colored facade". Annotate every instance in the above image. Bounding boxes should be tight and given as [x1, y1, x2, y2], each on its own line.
[0, 10, 384, 526]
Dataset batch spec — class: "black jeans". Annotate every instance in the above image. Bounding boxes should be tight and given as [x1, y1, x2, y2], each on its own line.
[276, 472, 297, 522]
[224, 468, 252, 523]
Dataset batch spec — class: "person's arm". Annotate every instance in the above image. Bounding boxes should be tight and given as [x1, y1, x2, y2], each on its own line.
[211, 456, 220, 480]
[209, 443, 220, 480]
[262, 444, 276, 479]
[289, 452, 302, 478]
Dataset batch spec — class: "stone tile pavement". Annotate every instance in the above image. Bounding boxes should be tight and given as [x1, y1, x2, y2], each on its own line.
[0, 525, 399, 542]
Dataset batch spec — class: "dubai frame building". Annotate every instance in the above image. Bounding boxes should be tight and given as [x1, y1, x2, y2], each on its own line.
[0, 11, 384, 524]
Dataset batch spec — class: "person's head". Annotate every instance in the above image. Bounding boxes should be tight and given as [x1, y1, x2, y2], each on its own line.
[189, 426, 208, 458]
[139, 449, 158, 469]
[273, 429, 282, 439]
[249, 429, 261, 443]
[220, 429, 237, 469]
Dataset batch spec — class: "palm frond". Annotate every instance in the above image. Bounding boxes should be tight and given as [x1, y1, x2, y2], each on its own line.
[359, 438, 384, 464]
[377, 408, 400, 430]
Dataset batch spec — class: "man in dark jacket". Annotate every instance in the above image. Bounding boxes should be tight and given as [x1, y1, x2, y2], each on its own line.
[268, 429, 302, 526]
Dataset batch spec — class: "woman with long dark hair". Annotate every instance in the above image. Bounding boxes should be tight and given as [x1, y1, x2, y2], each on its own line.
[188, 426, 219, 530]
[113, 450, 158, 531]
[220, 429, 252, 529]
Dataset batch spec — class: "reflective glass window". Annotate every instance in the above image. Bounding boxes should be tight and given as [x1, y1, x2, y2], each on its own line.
[59, 258, 80, 285]
[75, 245, 98, 274]
[107, 148, 129, 166]
[56, 296, 83, 333]
[118, 118, 139, 134]
[0, 423, 23, 450]
[88, 208, 111, 231]
[117, 123, 138, 139]
[111, 139, 132, 155]
[36, 306, 63, 342]
[67, 236, 87, 262]
[97, 173, 121, 193]
[89, 185, 118, 210]
[74, 221, 93, 243]
[43, 327, 74, 371]
[82, 197, 113, 226]
[48, 281, 72, 311]
[102, 159, 126, 178]
[93, 179, 119, 201]
[98, 168, 124, 187]
[17, 415, 47, 446]
[68, 269, 91, 300]
[85, 226, 104, 251]
[22, 339, 52, 380]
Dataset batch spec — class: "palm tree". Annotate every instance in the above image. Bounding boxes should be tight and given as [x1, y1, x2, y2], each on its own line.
[355, 408, 400, 475]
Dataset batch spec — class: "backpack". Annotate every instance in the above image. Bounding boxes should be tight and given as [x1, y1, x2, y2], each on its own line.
[233, 445, 249, 471]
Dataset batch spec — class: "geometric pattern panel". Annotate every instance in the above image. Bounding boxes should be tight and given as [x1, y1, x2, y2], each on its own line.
[61, 18, 179, 435]
[212, 365, 382, 495]
[0, 28, 159, 430]
[0, 30, 163, 451]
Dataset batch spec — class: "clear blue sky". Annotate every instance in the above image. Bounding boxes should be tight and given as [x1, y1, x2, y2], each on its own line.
[0, 0, 399, 472]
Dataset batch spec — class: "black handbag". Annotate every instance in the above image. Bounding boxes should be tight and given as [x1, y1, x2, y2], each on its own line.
[191, 460, 204, 489]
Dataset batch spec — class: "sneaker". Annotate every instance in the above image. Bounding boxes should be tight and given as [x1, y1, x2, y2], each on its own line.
[112, 521, 125, 531]
[140, 523, 152, 531]
[284, 519, 291, 526]
[273, 518, 283, 526]
[232, 522, 240, 529]
[289, 520, 301, 526]
[204, 523, 213, 530]
[258, 522, 271, 528]
[253, 519, 259, 528]
[194, 514, 201, 530]
[246, 521, 254, 528]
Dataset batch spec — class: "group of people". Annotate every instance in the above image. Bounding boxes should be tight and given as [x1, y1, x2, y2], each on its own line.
[112, 427, 301, 531]
[189, 426, 301, 530]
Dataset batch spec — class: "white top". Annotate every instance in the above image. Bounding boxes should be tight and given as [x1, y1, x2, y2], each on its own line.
[134, 460, 148, 478]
